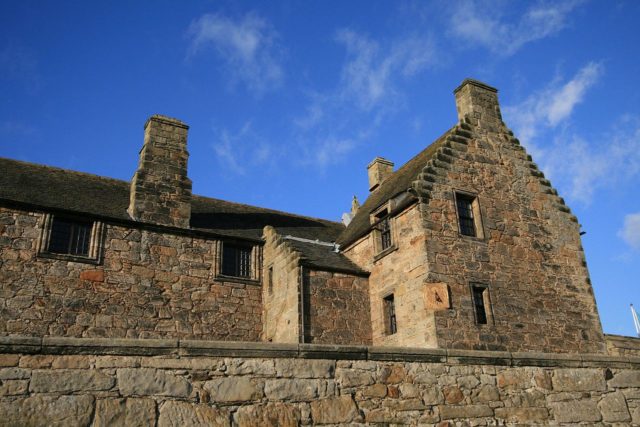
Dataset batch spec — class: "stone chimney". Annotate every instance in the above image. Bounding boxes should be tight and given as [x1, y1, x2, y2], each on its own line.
[454, 79, 502, 130]
[128, 115, 192, 228]
[367, 157, 394, 192]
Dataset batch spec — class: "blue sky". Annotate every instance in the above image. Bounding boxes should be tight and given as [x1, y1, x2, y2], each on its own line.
[1, 1, 639, 337]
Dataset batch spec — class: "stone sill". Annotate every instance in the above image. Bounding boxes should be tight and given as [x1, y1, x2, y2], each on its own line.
[0, 336, 638, 368]
[373, 244, 397, 262]
[214, 275, 261, 286]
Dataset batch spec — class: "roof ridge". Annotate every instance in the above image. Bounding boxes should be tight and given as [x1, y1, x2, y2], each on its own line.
[0, 156, 344, 227]
[0, 157, 129, 185]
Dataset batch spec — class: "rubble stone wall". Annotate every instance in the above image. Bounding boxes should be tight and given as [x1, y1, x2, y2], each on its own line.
[0, 207, 262, 341]
[303, 269, 371, 345]
[0, 337, 638, 426]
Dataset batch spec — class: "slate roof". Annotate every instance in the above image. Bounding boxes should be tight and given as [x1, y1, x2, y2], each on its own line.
[0, 157, 344, 243]
[336, 127, 454, 247]
[283, 238, 368, 276]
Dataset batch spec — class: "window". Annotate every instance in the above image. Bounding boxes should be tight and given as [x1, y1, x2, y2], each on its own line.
[267, 265, 274, 294]
[455, 192, 483, 238]
[383, 294, 397, 335]
[222, 243, 252, 278]
[372, 206, 395, 256]
[38, 214, 104, 263]
[48, 217, 92, 256]
[471, 285, 491, 325]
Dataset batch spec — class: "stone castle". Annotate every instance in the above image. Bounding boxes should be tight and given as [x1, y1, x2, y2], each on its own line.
[0, 79, 639, 425]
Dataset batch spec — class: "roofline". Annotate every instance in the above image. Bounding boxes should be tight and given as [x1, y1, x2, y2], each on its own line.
[453, 78, 498, 94]
[0, 198, 265, 245]
[300, 261, 370, 277]
[338, 195, 418, 250]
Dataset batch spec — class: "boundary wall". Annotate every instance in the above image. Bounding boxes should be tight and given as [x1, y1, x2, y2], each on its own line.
[0, 337, 639, 426]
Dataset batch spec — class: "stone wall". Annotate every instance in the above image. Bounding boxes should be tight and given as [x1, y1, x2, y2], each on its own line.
[416, 81, 605, 354]
[302, 269, 371, 345]
[607, 334, 640, 357]
[261, 226, 301, 343]
[0, 336, 638, 426]
[343, 204, 437, 348]
[0, 207, 262, 341]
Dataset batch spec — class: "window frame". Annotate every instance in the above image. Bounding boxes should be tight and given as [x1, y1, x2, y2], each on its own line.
[37, 213, 104, 264]
[371, 202, 397, 259]
[454, 191, 485, 239]
[217, 241, 260, 283]
[470, 283, 493, 326]
[383, 293, 398, 335]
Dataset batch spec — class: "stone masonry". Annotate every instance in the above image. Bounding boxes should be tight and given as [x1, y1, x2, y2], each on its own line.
[0, 336, 639, 426]
[0, 208, 261, 340]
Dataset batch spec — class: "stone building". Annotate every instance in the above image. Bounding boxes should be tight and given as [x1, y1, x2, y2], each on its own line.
[0, 79, 611, 354]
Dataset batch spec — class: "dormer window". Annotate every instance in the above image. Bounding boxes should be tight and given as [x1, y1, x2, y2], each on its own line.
[371, 203, 396, 258]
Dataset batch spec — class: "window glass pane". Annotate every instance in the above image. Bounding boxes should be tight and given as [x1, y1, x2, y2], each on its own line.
[48, 217, 92, 256]
[384, 294, 397, 334]
[472, 286, 488, 324]
[456, 195, 476, 236]
[222, 244, 252, 278]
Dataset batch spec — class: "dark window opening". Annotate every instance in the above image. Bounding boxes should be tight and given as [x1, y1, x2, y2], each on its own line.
[222, 244, 252, 278]
[48, 217, 92, 256]
[472, 286, 488, 325]
[384, 294, 397, 335]
[268, 266, 273, 294]
[375, 209, 392, 251]
[456, 194, 477, 237]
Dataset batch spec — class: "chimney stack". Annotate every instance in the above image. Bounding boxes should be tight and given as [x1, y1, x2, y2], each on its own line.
[128, 115, 192, 228]
[367, 157, 394, 192]
[454, 79, 502, 130]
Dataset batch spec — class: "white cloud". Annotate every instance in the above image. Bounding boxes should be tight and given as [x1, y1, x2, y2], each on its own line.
[504, 62, 603, 146]
[503, 64, 640, 205]
[619, 213, 640, 250]
[292, 30, 437, 169]
[212, 122, 273, 175]
[187, 12, 283, 93]
[335, 29, 436, 111]
[450, 0, 583, 56]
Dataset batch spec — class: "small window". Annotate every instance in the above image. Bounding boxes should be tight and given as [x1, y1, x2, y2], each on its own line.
[267, 265, 274, 294]
[38, 214, 103, 263]
[455, 192, 483, 238]
[383, 294, 397, 335]
[48, 217, 93, 256]
[373, 208, 393, 254]
[471, 285, 490, 325]
[222, 243, 252, 278]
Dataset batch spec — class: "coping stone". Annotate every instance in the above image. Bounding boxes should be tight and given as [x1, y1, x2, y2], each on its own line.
[299, 343, 368, 360]
[368, 346, 446, 363]
[0, 336, 41, 354]
[41, 337, 178, 356]
[179, 340, 298, 358]
[446, 349, 512, 366]
[511, 352, 582, 368]
[581, 353, 631, 369]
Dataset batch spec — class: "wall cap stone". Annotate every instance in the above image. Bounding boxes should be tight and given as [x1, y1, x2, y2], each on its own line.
[1, 336, 638, 368]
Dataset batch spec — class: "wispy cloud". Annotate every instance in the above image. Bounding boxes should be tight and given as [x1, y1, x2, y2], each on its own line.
[504, 63, 640, 204]
[504, 62, 603, 145]
[212, 122, 274, 175]
[450, 0, 583, 56]
[294, 30, 438, 168]
[335, 29, 436, 111]
[187, 12, 283, 93]
[619, 212, 640, 250]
